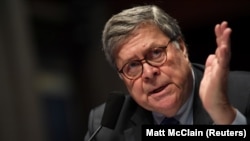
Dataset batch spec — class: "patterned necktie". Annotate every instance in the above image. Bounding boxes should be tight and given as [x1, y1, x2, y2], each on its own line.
[160, 117, 180, 125]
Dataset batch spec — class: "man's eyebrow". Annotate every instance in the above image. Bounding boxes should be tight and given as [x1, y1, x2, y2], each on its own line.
[121, 43, 164, 63]
[146, 43, 165, 51]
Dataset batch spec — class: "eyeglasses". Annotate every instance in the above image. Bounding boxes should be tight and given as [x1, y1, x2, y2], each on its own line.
[118, 39, 173, 80]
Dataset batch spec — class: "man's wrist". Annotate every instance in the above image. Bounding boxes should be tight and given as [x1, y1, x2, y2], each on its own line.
[210, 106, 236, 125]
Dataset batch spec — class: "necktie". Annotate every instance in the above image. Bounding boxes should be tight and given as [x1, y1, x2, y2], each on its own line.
[160, 117, 180, 125]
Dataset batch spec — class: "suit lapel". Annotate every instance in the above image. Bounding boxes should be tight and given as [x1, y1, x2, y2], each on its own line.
[124, 105, 153, 141]
[192, 64, 213, 124]
[114, 95, 153, 141]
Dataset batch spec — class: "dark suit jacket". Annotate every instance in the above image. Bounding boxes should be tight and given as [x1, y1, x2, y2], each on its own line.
[84, 63, 250, 141]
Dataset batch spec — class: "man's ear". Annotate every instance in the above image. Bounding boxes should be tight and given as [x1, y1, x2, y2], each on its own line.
[176, 37, 188, 58]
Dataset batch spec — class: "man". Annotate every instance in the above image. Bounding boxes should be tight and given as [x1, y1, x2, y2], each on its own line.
[84, 5, 250, 141]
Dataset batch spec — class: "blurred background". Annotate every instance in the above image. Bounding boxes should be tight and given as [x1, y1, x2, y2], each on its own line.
[0, 0, 250, 141]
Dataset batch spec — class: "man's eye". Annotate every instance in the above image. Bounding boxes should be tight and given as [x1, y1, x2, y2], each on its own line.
[124, 61, 141, 75]
[149, 48, 164, 59]
[128, 61, 141, 68]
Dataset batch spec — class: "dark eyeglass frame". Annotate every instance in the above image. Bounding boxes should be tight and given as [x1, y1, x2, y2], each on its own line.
[117, 39, 174, 80]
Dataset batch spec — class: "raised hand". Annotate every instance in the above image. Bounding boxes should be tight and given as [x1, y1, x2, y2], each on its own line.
[199, 21, 236, 124]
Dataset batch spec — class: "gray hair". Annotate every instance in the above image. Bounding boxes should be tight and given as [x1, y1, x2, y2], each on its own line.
[102, 5, 184, 69]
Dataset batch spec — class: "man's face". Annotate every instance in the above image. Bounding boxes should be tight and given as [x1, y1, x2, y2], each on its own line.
[115, 23, 193, 117]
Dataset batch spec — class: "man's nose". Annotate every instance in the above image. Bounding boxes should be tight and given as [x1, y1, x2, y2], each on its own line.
[141, 63, 160, 81]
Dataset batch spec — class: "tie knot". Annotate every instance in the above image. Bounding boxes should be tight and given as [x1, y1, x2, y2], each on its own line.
[160, 117, 180, 125]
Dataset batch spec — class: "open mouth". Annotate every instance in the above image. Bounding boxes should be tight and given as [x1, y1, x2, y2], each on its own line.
[150, 84, 168, 94]
[152, 86, 165, 93]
